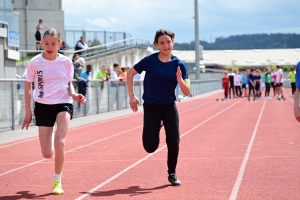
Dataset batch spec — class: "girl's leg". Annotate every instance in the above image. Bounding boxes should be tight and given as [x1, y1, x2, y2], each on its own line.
[38, 127, 55, 158]
[142, 103, 162, 153]
[54, 111, 71, 175]
[162, 103, 180, 175]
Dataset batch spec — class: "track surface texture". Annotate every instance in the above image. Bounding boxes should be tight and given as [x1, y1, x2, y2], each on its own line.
[1, 89, 299, 200]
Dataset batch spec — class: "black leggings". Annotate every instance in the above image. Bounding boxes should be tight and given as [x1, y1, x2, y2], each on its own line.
[248, 86, 255, 98]
[143, 102, 180, 174]
[265, 83, 271, 97]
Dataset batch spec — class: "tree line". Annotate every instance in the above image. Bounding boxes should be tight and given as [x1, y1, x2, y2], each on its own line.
[173, 33, 300, 50]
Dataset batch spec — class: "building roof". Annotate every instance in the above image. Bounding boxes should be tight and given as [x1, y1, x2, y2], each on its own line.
[172, 48, 300, 68]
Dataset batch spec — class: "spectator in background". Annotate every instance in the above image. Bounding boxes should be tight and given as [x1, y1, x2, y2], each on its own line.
[110, 63, 122, 109]
[72, 54, 79, 64]
[106, 67, 111, 81]
[94, 65, 108, 90]
[228, 69, 235, 98]
[74, 36, 88, 56]
[77, 64, 92, 115]
[222, 72, 230, 100]
[234, 70, 242, 97]
[58, 39, 66, 55]
[288, 68, 296, 96]
[79, 64, 92, 97]
[35, 19, 47, 50]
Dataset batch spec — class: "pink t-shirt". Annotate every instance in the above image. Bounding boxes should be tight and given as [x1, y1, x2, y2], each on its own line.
[24, 54, 74, 104]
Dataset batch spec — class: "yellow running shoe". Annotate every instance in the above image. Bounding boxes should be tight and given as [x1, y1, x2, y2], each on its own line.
[52, 180, 64, 195]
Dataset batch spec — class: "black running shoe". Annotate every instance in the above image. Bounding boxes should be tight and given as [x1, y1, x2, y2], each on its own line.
[168, 173, 181, 186]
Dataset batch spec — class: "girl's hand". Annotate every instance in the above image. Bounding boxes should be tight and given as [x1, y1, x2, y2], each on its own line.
[22, 111, 32, 130]
[176, 67, 183, 82]
[72, 93, 86, 105]
[129, 95, 139, 112]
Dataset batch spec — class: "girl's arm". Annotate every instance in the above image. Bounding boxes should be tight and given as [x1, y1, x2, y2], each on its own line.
[22, 82, 33, 130]
[176, 67, 190, 96]
[294, 89, 300, 122]
[126, 67, 139, 112]
[68, 82, 86, 105]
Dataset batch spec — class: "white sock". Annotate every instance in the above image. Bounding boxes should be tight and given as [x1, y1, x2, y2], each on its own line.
[54, 173, 62, 182]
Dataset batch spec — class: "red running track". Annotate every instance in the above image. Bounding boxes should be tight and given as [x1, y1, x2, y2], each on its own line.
[0, 89, 300, 200]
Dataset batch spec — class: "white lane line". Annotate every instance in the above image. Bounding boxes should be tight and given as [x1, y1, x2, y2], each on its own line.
[75, 99, 243, 200]
[229, 100, 266, 200]
[0, 137, 38, 149]
[0, 100, 214, 149]
[0, 100, 215, 176]
[0, 126, 141, 177]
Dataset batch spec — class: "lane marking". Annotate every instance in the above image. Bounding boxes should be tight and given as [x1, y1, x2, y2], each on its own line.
[0, 126, 141, 177]
[75, 99, 243, 200]
[229, 100, 266, 200]
[0, 137, 38, 149]
[0, 100, 214, 149]
[0, 100, 216, 176]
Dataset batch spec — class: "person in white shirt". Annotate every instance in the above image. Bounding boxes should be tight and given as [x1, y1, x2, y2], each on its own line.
[109, 63, 122, 109]
[234, 70, 242, 97]
[274, 66, 283, 99]
[22, 28, 86, 195]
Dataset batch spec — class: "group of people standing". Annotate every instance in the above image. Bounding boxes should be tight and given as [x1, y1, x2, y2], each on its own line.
[222, 66, 296, 100]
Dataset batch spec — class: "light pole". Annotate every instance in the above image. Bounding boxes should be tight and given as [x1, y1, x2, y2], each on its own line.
[194, 0, 200, 79]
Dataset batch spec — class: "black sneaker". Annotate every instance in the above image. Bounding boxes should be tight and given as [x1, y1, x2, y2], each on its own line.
[168, 173, 181, 186]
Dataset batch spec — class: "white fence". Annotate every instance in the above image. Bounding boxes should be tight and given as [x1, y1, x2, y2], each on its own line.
[0, 79, 221, 131]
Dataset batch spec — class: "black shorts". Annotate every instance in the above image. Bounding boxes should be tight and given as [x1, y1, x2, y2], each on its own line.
[242, 84, 246, 89]
[35, 31, 41, 41]
[275, 83, 283, 87]
[34, 102, 73, 127]
[255, 83, 260, 90]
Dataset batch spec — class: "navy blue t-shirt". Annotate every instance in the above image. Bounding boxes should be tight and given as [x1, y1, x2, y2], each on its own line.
[134, 52, 187, 105]
[248, 73, 255, 87]
[296, 61, 300, 88]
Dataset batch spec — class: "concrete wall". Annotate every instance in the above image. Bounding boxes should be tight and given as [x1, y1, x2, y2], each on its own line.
[0, 26, 19, 78]
[12, 0, 64, 50]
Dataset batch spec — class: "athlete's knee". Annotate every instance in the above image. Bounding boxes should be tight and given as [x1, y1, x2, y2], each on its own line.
[42, 151, 53, 159]
[143, 142, 159, 153]
[54, 140, 65, 152]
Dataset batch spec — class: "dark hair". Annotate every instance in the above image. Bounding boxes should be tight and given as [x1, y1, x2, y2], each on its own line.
[72, 54, 79, 60]
[43, 28, 62, 42]
[113, 63, 119, 68]
[153, 29, 175, 45]
[39, 19, 42, 23]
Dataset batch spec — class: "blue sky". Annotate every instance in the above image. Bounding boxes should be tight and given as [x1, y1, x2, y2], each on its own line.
[63, 0, 299, 43]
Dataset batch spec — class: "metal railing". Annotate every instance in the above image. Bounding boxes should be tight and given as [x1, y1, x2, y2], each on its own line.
[0, 79, 222, 131]
[17, 37, 152, 69]
[65, 29, 132, 49]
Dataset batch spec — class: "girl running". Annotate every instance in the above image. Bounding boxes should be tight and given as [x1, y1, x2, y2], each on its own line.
[126, 29, 190, 186]
[22, 28, 86, 195]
